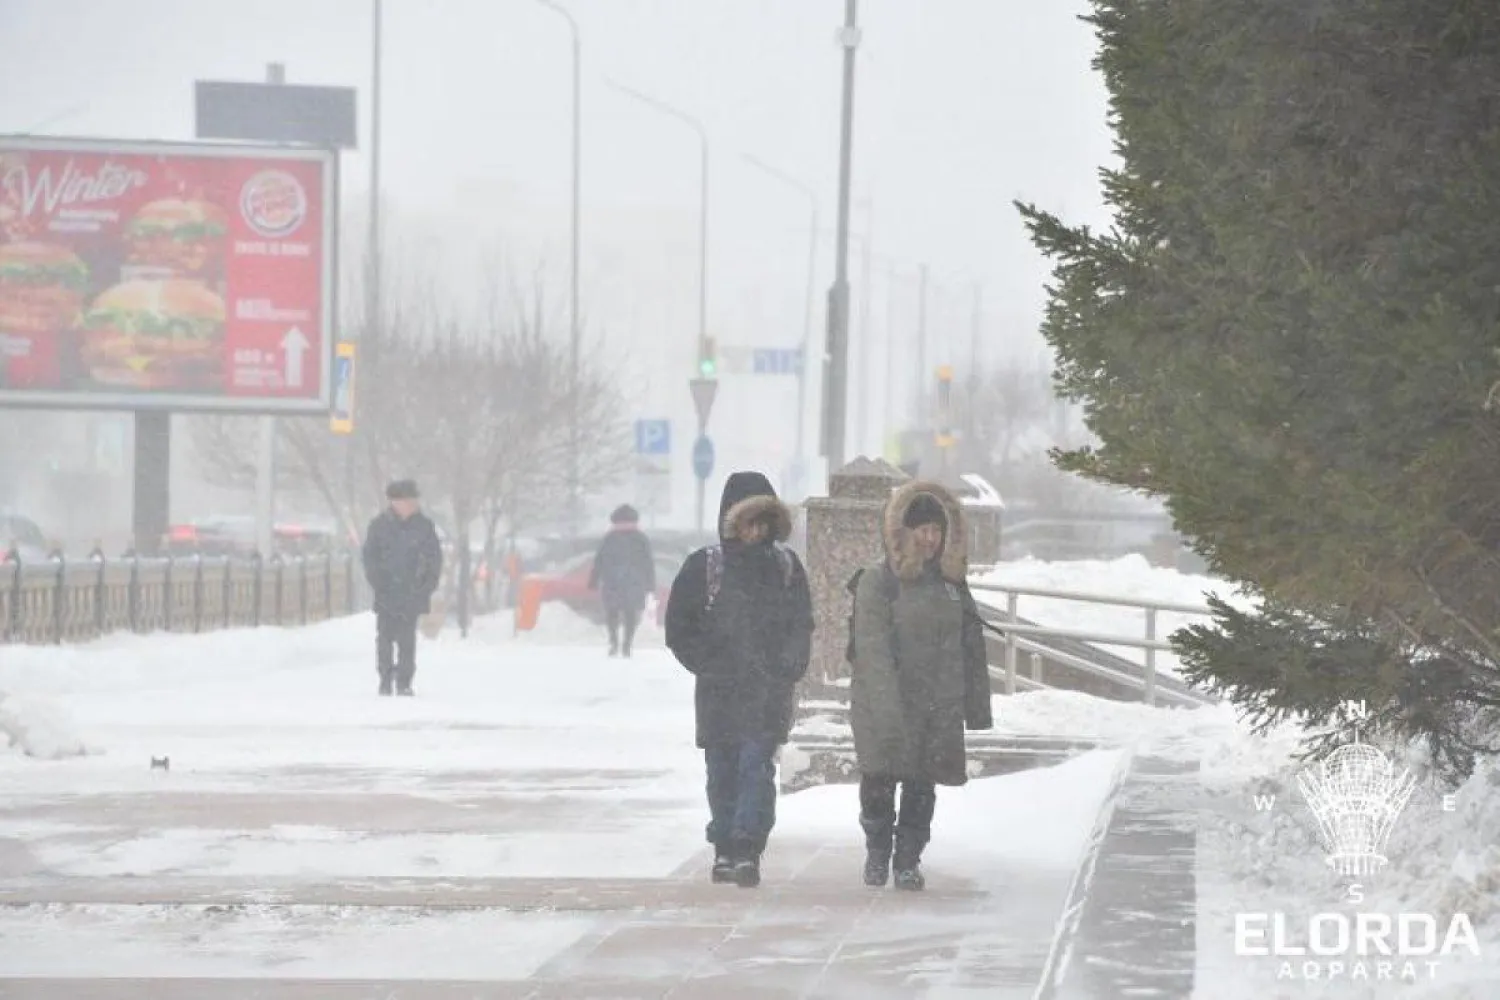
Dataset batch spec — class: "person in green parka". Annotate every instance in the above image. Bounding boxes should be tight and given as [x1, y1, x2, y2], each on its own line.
[849, 479, 994, 890]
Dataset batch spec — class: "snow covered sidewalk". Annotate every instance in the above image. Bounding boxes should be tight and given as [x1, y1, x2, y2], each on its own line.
[0, 611, 1125, 997]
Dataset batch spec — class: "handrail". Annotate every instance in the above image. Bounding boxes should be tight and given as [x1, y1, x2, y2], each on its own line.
[968, 578, 1218, 707]
[968, 579, 1212, 617]
[987, 621, 1177, 652]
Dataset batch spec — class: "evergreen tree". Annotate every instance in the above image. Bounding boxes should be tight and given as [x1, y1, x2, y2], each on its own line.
[1018, 0, 1500, 776]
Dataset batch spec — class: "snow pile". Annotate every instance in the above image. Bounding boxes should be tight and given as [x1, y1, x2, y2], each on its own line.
[0, 691, 89, 760]
[974, 554, 1253, 675]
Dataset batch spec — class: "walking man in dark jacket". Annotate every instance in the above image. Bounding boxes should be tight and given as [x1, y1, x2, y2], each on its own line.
[362, 479, 443, 696]
[664, 472, 814, 888]
[589, 504, 656, 657]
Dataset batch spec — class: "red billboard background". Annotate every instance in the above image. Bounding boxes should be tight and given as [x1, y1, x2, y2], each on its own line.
[0, 137, 335, 413]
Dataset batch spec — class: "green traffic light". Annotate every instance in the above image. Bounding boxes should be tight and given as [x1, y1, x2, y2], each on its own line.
[699, 357, 716, 377]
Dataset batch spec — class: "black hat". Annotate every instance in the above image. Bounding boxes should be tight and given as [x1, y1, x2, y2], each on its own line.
[903, 492, 947, 530]
[386, 479, 420, 500]
[610, 504, 639, 524]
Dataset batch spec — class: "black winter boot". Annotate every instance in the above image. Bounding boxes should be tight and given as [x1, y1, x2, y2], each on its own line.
[860, 817, 893, 887]
[378, 674, 393, 696]
[730, 840, 761, 888]
[710, 850, 735, 884]
[892, 830, 927, 892]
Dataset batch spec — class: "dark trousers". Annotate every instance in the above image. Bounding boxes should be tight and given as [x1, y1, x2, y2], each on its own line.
[376, 611, 418, 689]
[704, 736, 778, 858]
[605, 604, 641, 654]
[859, 774, 937, 864]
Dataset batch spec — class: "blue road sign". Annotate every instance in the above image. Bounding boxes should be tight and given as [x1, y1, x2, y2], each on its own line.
[634, 419, 671, 455]
[692, 436, 715, 480]
[752, 347, 801, 375]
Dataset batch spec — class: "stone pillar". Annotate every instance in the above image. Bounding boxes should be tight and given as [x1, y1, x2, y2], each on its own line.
[802, 457, 910, 697]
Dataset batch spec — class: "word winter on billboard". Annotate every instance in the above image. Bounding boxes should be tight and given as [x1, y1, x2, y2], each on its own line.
[2, 158, 148, 216]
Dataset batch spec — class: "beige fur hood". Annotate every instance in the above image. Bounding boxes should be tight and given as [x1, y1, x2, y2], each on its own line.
[883, 479, 967, 582]
[722, 493, 795, 543]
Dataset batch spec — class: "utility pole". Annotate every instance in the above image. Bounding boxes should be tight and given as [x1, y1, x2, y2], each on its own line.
[607, 81, 712, 532]
[537, 0, 582, 538]
[856, 201, 873, 458]
[822, 0, 860, 476]
[914, 263, 929, 428]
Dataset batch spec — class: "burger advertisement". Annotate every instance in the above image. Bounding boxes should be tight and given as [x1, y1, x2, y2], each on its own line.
[0, 137, 335, 413]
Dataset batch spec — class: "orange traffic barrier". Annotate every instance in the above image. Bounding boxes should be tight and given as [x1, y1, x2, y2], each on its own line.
[514, 576, 544, 632]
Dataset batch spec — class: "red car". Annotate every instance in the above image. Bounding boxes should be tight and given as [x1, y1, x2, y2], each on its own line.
[526, 550, 677, 626]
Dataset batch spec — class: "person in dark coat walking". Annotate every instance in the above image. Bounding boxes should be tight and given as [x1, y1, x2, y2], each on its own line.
[849, 480, 993, 890]
[588, 504, 656, 657]
[665, 472, 814, 888]
[362, 479, 444, 696]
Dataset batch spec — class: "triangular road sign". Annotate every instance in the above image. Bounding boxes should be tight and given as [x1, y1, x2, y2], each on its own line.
[689, 377, 719, 431]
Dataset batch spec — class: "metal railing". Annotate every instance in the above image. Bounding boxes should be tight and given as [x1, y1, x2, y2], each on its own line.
[2, 549, 365, 645]
[968, 580, 1216, 707]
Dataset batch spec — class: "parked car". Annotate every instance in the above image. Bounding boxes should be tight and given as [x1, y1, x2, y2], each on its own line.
[163, 517, 344, 559]
[1, 513, 50, 563]
[525, 549, 678, 626]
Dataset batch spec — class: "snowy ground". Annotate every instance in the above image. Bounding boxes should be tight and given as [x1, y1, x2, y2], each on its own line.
[2, 556, 1496, 998]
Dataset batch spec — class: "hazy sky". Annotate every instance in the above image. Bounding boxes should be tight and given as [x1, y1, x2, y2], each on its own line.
[0, 0, 1113, 519]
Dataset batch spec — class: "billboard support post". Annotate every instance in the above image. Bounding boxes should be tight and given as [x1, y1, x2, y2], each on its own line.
[132, 412, 170, 556]
[253, 62, 282, 564]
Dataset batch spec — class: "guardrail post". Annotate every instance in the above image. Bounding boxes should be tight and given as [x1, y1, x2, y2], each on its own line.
[128, 552, 140, 634]
[162, 555, 174, 633]
[1144, 607, 1158, 706]
[251, 552, 263, 628]
[192, 555, 205, 633]
[298, 556, 309, 625]
[1004, 592, 1018, 695]
[1030, 651, 1044, 685]
[93, 549, 107, 637]
[222, 557, 233, 630]
[51, 552, 66, 644]
[323, 550, 334, 621]
[4, 549, 19, 642]
[273, 555, 285, 626]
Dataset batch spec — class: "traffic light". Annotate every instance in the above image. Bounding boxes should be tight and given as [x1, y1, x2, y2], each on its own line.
[698, 336, 718, 378]
[935, 365, 955, 449]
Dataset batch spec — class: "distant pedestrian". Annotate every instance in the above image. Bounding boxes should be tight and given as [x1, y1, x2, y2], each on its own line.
[361, 480, 443, 696]
[848, 480, 993, 890]
[588, 504, 656, 658]
[665, 472, 814, 888]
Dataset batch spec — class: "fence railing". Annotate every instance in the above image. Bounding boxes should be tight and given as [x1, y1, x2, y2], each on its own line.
[967, 580, 1216, 707]
[2, 550, 365, 646]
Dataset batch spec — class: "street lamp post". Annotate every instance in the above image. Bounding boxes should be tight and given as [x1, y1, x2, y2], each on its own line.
[535, 0, 583, 539]
[608, 81, 711, 530]
[742, 153, 817, 499]
[824, 0, 861, 476]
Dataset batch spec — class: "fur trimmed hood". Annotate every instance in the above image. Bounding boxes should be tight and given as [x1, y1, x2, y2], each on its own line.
[883, 479, 967, 582]
[722, 493, 795, 543]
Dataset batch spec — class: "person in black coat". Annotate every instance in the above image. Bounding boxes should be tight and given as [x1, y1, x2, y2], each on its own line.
[361, 479, 443, 696]
[588, 504, 656, 657]
[664, 471, 814, 888]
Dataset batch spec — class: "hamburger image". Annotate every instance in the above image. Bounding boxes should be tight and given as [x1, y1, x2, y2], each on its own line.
[80, 279, 225, 390]
[0, 241, 89, 335]
[124, 198, 229, 277]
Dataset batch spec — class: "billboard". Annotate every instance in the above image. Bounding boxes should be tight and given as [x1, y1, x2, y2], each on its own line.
[0, 135, 337, 414]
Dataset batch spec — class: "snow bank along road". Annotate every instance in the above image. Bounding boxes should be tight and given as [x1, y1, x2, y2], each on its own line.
[0, 605, 1139, 999]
